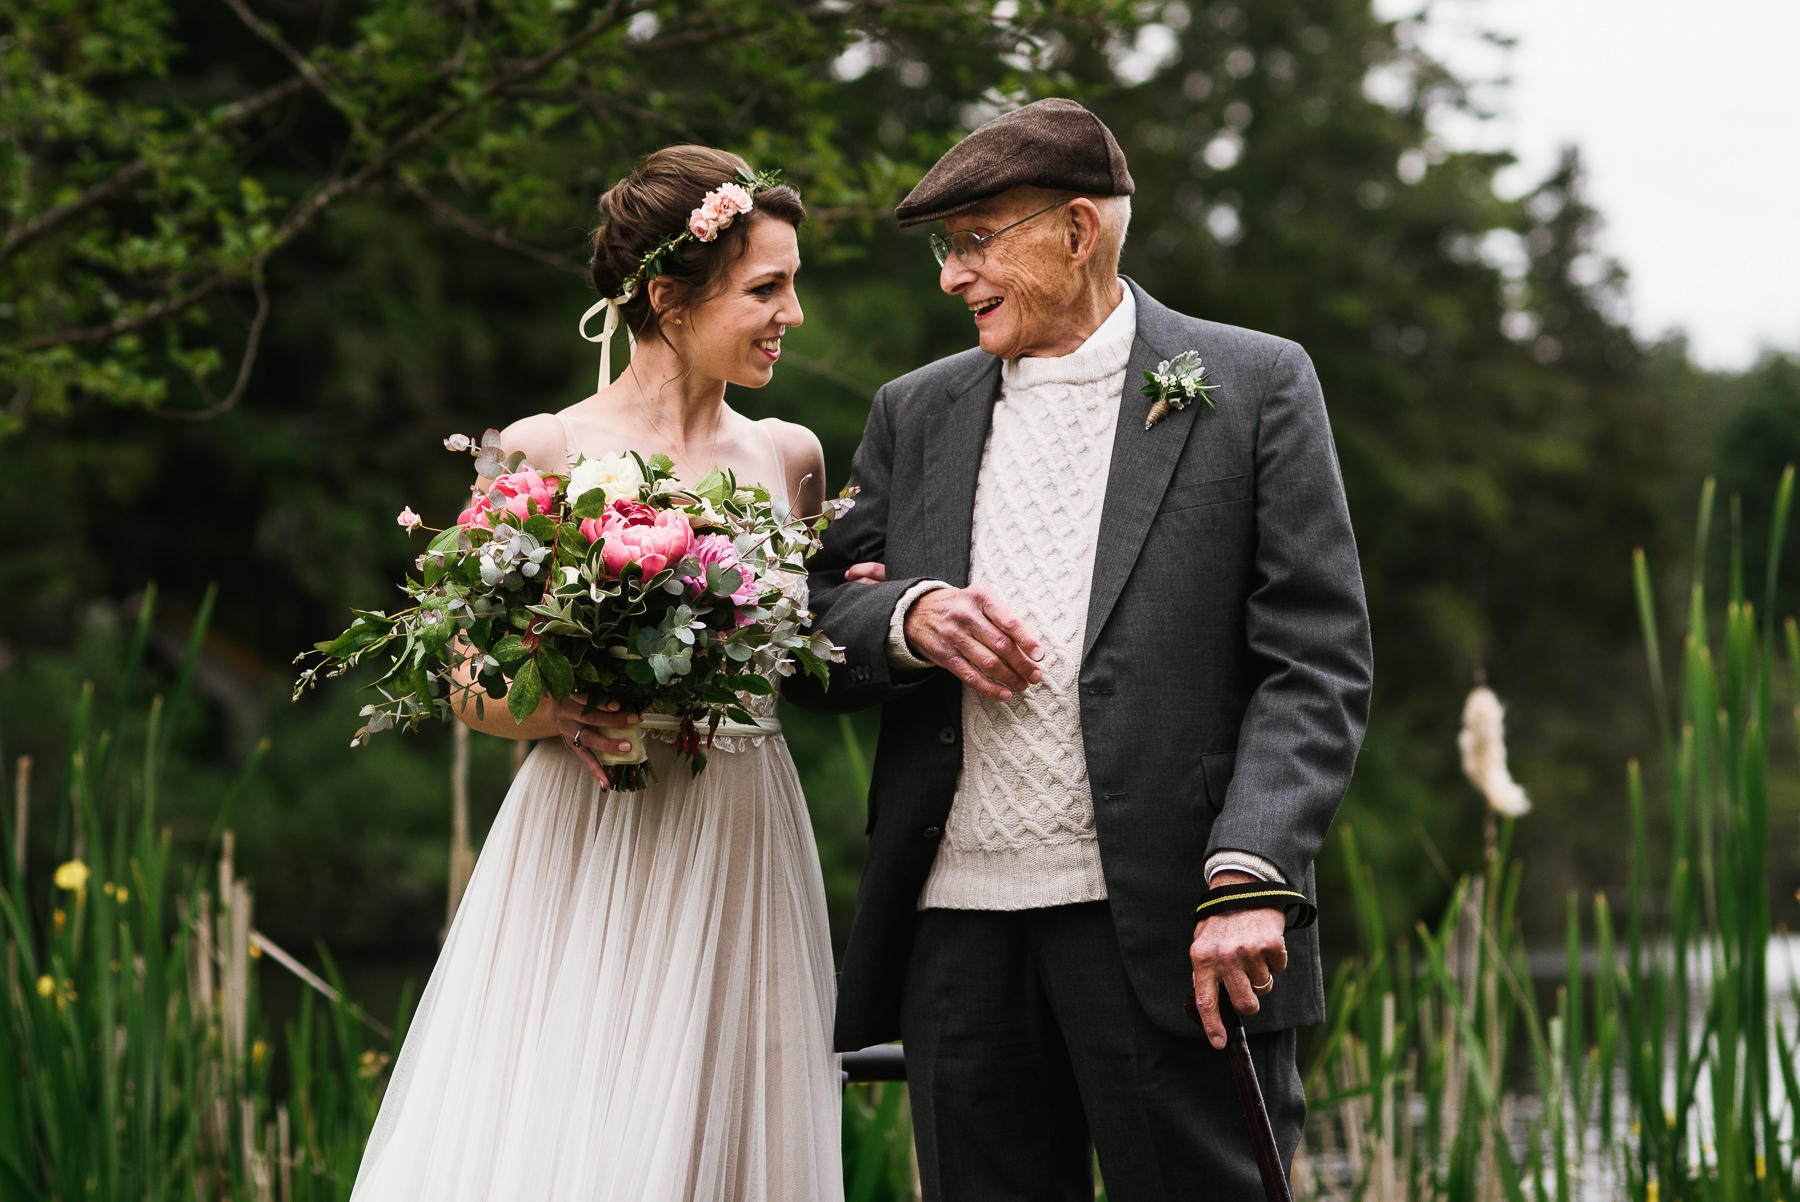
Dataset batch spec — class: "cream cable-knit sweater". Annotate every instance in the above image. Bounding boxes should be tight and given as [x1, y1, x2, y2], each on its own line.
[912, 291, 1136, 910]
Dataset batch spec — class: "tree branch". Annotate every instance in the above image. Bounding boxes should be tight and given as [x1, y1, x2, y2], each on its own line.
[781, 353, 877, 401]
[156, 267, 272, 421]
[10, 1, 647, 355]
[402, 176, 586, 276]
[0, 76, 309, 261]
[219, 0, 364, 139]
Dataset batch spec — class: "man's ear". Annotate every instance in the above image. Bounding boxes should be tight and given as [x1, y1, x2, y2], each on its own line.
[1065, 197, 1103, 268]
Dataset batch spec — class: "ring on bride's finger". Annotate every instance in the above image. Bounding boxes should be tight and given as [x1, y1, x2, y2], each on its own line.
[571, 730, 583, 749]
[1251, 975, 1274, 995]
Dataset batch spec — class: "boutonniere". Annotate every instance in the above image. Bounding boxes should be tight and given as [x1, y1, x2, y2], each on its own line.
[1140, 350, 1220, 430]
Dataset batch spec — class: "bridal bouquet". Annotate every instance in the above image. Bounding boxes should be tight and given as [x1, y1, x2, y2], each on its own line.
[294, 431, 850, 790]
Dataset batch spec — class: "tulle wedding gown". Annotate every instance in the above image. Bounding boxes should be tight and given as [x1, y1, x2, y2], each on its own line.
[351, 420, 842, 1201]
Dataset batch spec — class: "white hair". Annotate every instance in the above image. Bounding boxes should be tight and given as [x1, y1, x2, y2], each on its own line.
[1093, 194, 1132, 273]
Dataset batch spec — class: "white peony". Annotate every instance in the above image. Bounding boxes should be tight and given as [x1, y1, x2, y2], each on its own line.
[567, 452, 645, 507]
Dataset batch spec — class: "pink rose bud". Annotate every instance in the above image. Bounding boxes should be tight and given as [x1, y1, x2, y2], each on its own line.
[397, 506, 422, 532]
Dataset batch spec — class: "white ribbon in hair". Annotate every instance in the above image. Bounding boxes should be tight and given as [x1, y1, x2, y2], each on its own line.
[578, 296, 639, 390]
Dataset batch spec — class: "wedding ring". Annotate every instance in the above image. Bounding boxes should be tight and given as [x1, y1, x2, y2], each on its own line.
[1251, 975, 1274, 995]
[571, 730, 583, 749]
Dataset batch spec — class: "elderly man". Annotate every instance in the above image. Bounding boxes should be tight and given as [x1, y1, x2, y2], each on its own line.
[785, 98, 1372, 1200]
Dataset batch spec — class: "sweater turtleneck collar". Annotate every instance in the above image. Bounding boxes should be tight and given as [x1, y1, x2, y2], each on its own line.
[999, 284, 1138, 392]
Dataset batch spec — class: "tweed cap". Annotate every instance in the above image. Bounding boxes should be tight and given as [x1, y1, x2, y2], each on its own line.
[895, 98, 1135, 228]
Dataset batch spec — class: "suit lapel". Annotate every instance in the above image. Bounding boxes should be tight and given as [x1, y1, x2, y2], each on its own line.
[921, 356, 1000, 587]
[1084, 283, 1201, 657]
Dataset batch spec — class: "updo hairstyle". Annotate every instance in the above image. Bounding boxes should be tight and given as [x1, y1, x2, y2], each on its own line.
[588, 145, 806, 343]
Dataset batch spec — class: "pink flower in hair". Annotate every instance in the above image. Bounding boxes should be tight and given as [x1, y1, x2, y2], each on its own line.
[714, 182, 754, 217]
[687, 181, 756, 242]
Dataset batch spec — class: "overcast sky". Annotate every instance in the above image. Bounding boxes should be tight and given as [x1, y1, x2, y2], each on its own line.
[1375, 0, 1800, 369]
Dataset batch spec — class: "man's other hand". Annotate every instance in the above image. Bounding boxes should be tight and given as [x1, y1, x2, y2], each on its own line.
[1189, 869, 1289, 1049]
[903, 585, 1045, 701]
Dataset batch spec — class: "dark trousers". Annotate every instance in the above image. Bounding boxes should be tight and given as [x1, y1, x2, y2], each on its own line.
[900, 901, 1304, 1202]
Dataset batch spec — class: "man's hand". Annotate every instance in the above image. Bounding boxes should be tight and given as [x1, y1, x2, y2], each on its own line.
[903, 584, 1045, 700]
[846, 561, 887, 583]
[1189, 869, 1289, 1049]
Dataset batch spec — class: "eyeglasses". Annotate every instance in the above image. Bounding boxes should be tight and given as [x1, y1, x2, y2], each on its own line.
[929, 200, 1069, 268]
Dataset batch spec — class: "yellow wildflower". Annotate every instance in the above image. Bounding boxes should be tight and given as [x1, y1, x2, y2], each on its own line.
[35, 975, 54, 998]
[116, 887, 129, 904]
[53, 860, 89, 892]
[252, 1039, 267, 1073]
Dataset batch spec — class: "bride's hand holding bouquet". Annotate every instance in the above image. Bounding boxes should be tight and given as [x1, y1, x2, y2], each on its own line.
[294, 430, 852, 791]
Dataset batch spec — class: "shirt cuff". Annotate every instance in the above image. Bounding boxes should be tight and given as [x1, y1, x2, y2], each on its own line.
[1205, 850, 1287, 886]
[886, 580, 951, 671]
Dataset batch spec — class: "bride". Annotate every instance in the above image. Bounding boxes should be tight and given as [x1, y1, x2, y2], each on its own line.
[351, 146, 843, 1201]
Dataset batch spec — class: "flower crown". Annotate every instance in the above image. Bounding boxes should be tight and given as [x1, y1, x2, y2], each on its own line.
[614, 165, 784, 304]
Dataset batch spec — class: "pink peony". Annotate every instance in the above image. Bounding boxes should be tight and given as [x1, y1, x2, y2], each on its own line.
[582, 497, 693, 578]
[684, 534, 759, 606]
[458, 467, 557, 529]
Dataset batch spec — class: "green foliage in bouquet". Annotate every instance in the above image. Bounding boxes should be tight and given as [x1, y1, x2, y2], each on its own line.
[293, 435, 849, 789]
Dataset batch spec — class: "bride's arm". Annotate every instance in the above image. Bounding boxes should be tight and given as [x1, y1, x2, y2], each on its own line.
[447, 413, 634, 781]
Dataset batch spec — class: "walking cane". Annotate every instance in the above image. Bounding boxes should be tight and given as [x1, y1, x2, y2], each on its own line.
[1185, 991, 1292, 1202]
[1187, 881, 1316, 1202]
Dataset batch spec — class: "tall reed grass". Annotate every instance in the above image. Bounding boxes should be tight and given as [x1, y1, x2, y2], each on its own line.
[1298, 468, 1800, 1201]
[0, 587, 402, 1201]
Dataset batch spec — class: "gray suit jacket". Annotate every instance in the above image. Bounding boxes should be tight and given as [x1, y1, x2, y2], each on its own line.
[784, 279, 1373, 1050]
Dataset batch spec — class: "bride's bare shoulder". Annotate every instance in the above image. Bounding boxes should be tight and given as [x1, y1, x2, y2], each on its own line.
[498, 412, 573, 473]
[758, 417, 826, 511]
[758, 417, 823, 470]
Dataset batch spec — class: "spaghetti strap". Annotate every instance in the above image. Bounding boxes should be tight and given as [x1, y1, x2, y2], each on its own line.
[760, 420, 789, 509]
[555, 412, 581, 469]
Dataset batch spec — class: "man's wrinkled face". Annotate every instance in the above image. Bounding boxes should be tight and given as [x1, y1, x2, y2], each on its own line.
[937, 190, 1084, 360]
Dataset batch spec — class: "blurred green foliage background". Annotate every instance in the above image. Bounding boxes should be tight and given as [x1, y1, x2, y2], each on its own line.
[4, 0, 1797, 991]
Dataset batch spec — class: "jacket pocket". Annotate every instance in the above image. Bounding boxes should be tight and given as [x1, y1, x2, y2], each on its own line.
[1159, 474, 1251, 514]
[1201, 750, 1237, 812]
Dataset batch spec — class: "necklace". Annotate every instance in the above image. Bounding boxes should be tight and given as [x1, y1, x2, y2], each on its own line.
[627, 367, 724, 481]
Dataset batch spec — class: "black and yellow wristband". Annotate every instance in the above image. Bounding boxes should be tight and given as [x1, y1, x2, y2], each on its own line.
[1195, 881, 1317, 930]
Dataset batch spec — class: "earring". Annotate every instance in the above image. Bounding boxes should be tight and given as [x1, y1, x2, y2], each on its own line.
[674, 316, 682, 325]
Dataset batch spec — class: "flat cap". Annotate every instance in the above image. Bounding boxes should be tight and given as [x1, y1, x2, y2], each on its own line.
[895, 98, 1134, 228]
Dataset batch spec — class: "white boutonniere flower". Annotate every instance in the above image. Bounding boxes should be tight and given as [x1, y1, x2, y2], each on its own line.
[1140, 350, 1220, 430]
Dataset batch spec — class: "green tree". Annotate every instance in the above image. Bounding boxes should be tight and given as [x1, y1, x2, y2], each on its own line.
[0, 0, 1135, 959]
[0, 0, 1127, 428]
[1091, 2, 1672, 935]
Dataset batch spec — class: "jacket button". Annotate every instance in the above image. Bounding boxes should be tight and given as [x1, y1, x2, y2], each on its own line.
[937, 726, 957, 745]
[922, 826, 941, 839]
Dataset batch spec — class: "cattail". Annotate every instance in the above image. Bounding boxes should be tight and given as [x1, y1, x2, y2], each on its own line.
[1457, 685, 1530, 817]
